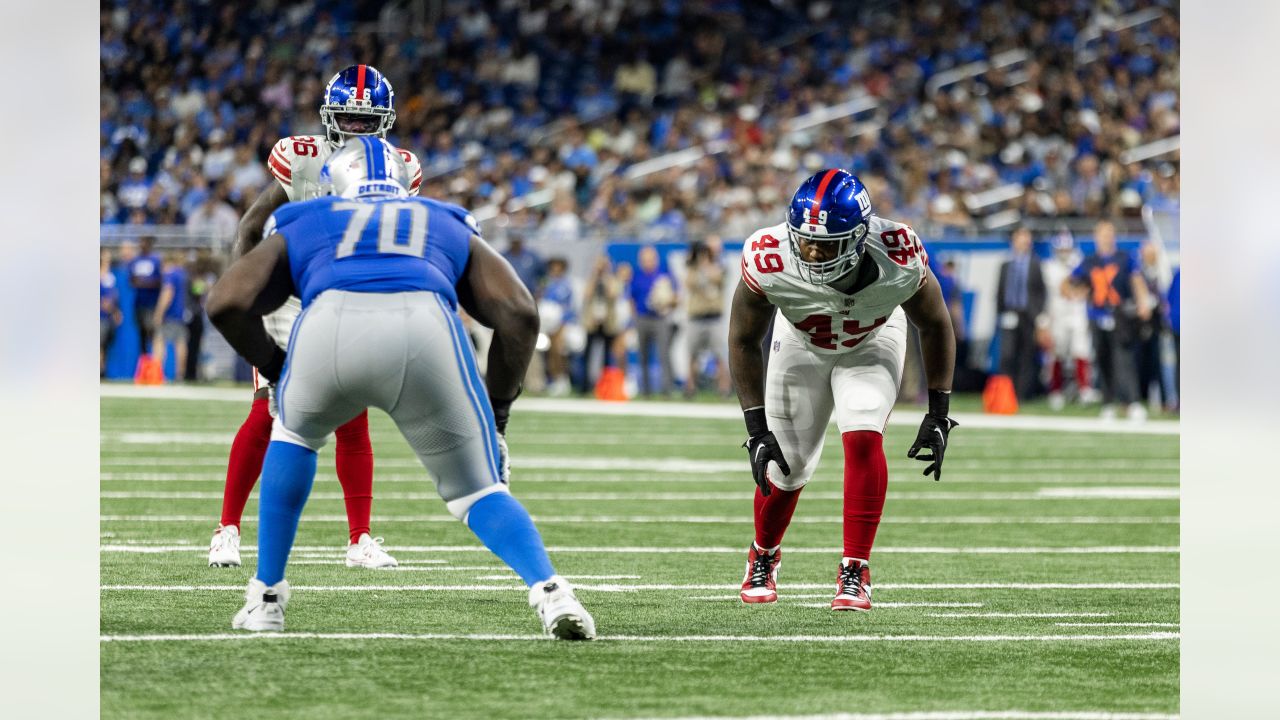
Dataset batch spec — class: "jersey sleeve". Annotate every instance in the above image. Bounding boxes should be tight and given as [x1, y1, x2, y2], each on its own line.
[268, 138, 297, 200]
[398, 149, 423, 195]
[739, 229, 785, 297]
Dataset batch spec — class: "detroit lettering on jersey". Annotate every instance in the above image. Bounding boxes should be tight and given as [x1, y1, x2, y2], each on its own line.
[266, 195, 475, 308]
[269, 135, 423, 200]
[741, 216, 929, 354]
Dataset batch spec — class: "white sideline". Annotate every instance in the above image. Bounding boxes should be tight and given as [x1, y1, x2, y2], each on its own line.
[100, 544, 1180, 555]
[1054, 623, 1180, 628]
[100, 514, 1179, 525]
[101, 384, 1179, 435]
[925, 613, 1111, 618]
[99, 488, 1180, 501]
[100, 582, 1179, 592]
[650, 707, 1177, 712]
[98, 631, 1178, 644]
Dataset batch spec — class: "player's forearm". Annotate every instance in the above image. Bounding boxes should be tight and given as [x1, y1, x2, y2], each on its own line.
[729, 340, 767, 410]
[485, 305, 539, 403]
[917, 319, 956, 392]
[208, 309, 284, 379]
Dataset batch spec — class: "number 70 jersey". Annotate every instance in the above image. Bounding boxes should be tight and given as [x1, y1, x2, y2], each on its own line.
[740, 217, 929, 354]
[266, 195, 477, 309]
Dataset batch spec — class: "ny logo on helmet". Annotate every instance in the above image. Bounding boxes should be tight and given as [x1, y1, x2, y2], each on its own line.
[854, 188, 871, 215]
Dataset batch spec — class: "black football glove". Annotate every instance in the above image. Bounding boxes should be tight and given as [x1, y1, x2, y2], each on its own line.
[907, 390, 959, 481]
[742, 408, 790, 496]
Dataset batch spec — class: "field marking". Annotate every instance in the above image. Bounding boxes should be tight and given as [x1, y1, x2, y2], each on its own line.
[924, 613, 1111, 618]
[689, 597, 985, 606]
[1054, 622, 1179, 628]
[100, 544, 1180, 555]
[99, 488, 1179, 502]
[100, 515, 1179, 525]
[100, 385, 1180, 436]
[100, 582, 1178, 592]
[650, 707, 1177, 712]
[97, 468, 1180, 485]
[99, 631, 1179, 644]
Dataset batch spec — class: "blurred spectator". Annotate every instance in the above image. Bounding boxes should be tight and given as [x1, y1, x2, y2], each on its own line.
[1063, 220, 1152, 420]
[995, 227, 1047, 400]
[683, 236, 731, 397]
[100, 249, 121, 377]
[1166, 267, 1180, 409]
[1135, 241, 1170, 409]
[127, 237, 163, 355]
[539, 258, 579, 397]
[1041, 232, 1099, 409]
[502, 236, 545, 294]
[185, 251, 220, 381]
[581, 256, 629, 391]
[185, 187, 239, 247]
[152, 252, 189, 379]
[630, 246, 678, 397]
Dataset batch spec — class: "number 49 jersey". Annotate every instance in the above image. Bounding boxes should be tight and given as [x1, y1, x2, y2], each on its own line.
[741, 217, 929, 355]
[266, 195, 476, 309]
[269, 135, 423, 200]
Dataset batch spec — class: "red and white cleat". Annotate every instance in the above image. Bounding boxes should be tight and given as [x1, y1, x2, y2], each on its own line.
[739, 543, 781, 604]
[830, 558, 872, 611]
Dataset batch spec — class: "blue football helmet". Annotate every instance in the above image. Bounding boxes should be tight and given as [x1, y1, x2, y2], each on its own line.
[320, 64, 397, 145]
[785, 169, 873, 284]
[319, 136, 410, 199]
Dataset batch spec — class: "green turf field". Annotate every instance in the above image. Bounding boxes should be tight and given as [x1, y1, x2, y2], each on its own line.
[100, 390, 1179, 719]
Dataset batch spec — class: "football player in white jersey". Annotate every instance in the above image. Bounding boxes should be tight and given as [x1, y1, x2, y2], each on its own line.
[730, 169, 958, 611]
[206, 64, 422, 569]
[1041, 232, 1099, 409]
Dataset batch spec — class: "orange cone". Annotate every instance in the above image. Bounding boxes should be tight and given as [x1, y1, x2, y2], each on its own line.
[982, 374, 1019, 414]
[134, 354, 164, 385]
[594, 367, 628, 402]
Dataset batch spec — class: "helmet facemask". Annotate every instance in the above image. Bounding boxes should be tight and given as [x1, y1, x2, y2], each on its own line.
[320, 103, 396, 146]
[787, 221, 868, 285]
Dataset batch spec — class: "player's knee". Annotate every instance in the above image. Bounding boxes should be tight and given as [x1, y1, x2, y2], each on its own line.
[445, 483, 510, 520]
[270, 421, 327, 453]
[768, 459, 814, 492]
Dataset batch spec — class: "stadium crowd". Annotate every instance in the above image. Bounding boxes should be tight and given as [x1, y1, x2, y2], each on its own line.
[99, 0, 1179, 413]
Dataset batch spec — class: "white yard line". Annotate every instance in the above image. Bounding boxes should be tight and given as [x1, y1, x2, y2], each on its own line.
[1054, 622, 1179, 628]
[99, 631, 1178, 643]
[100, 582, 1178, 592]
[924, 613, 1111, 618]
[99, 514, 1179, 525]
[99, 488, 1179, 501]
[101, 385, 1180, 436]
[650, 707, 1177, 712]
[100, 544, 1179, 555]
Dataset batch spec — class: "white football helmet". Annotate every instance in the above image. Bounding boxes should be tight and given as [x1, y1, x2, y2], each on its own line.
[319, 136, 410, 199]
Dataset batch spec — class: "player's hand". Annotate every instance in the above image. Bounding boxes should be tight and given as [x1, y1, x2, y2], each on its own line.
[496, 432, 511, 484]
[743, 431, 790, 496]
[907, 414, 959, 481]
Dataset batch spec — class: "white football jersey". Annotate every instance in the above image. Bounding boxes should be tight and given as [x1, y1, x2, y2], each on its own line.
[741, 217, 929, 355]
[267, 135, 423, 200]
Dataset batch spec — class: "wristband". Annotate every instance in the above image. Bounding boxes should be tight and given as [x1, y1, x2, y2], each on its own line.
[928, 389, 951, 418]
[491, 387, 522, 434]
[743, 406, 769, 438]
[258, 348, 287, 385]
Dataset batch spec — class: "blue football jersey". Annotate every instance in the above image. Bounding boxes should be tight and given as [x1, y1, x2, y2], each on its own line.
[266, 195, 476, 308]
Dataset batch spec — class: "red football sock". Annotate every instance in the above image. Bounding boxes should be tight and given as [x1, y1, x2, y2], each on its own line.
[219, 397, 273, 529]
[1075, 358, 1091, 390]
[753, 481, 803, 550]
[1049, 358, 1064, 393]
[334, 410, 374, 544]
[841, 430, 887, 560]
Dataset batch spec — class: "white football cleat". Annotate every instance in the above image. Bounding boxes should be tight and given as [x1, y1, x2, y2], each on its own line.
[232, 578, 290, 632]
[208, 524, 242, 567]
[346, 533, 398, 568]
[529, 576, 596, 640]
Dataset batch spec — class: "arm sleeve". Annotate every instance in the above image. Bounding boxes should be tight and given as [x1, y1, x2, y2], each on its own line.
[268, 139, 295, 199]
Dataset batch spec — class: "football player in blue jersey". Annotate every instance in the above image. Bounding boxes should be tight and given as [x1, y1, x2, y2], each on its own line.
[206, 137, 595, 639]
